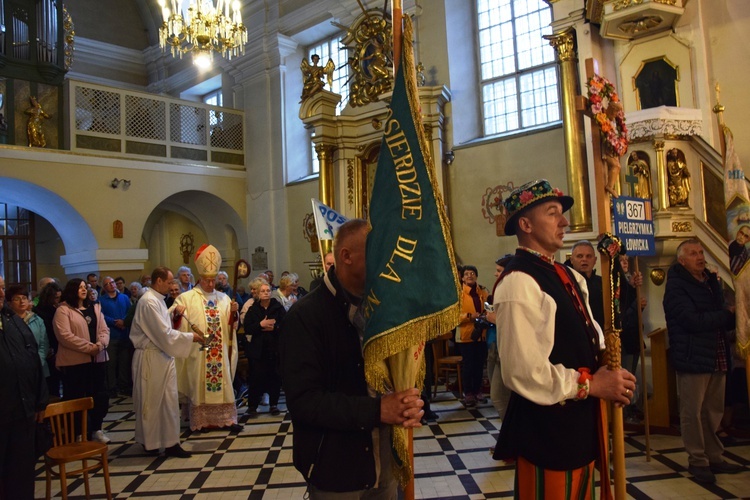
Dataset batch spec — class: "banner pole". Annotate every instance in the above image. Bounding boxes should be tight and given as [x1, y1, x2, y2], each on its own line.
[634, 257, 651, 461]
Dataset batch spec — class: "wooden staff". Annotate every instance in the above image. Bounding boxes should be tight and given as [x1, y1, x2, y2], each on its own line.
[634, 257, 651, 461]
[583, 57, 627, 499]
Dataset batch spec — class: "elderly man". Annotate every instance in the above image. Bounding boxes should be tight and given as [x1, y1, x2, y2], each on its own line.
[310, 252, 335, 291]
[566, 240, 604, 328]
[280, 219, 424, 497]
[0, 275, 49, 498]
[663, 239, 741, 483]
[131, 267, 203, 457]
[175, 244, 241, 431]
[492, 179, 635, 498]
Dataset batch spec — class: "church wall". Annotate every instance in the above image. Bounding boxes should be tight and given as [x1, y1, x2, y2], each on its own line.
[34, 214, 66, 284]
[65, 0, 150, 51]
[284, 178, 320, 290]
[0, 152, 245, 272]
[142, 212, 207, 279]
[447, 126, 566, 281]
[699, 0, 750, 164]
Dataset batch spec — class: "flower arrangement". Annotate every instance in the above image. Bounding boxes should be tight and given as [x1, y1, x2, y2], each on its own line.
[587, 75, 628, 157]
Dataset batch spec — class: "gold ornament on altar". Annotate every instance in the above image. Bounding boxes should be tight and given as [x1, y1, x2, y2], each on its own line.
[650, 268, 666, 286]
[336, 9, 393, 107]
[26, 96, 50, 148]
[667, 148, 691, 207]
[300, 54, 335, 102]
[303, 212, 319, 252]
[628, 151, 653, 200]
[587, 75, 629, 197]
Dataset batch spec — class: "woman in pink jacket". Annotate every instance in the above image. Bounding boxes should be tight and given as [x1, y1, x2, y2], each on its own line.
[53, 278, 111, 443]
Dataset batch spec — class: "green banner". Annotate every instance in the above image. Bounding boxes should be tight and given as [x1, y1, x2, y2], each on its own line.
[362, 17, 460, 384]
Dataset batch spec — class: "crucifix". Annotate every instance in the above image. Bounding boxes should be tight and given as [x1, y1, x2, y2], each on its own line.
[625, 166, 639, 197]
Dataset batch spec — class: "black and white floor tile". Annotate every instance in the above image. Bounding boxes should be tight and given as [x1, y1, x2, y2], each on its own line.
[35, 390, 750, 499]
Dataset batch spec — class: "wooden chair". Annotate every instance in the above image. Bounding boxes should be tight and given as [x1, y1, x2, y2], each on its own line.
[432, 332, 463, 398]
[43, 397, 112, 500]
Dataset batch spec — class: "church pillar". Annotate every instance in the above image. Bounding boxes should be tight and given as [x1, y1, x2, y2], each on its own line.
[546, 27, 592, 233]
[315, 142, 337, 254]
[653, 139, 667, 211]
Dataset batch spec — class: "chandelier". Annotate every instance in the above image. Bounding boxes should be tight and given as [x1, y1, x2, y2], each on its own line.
[158, 0, 247, 69]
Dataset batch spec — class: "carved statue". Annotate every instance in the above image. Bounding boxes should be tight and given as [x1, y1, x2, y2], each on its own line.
[667, 148, 691, 207]
[300, 54, 335, 102]
[25, 96, 50, 148]
[603, 100, 624, 197]
[628, 151, 652, 200]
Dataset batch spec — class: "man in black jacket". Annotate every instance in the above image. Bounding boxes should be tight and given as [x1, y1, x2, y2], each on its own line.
[566, 240, 605, 328]
[663, 239, 742, 483]
[0, 275, 49, 499]
[280, 219, 424, 497]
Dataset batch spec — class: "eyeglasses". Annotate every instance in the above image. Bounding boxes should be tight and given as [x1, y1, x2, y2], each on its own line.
[103, 281, 115, 286]
[11, 296, 29, 302]
[463, 271, 477, 276]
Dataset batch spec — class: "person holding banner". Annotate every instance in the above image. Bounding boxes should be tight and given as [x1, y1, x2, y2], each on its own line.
[492, 179, 636, 498]
[280, 219, 424, 497]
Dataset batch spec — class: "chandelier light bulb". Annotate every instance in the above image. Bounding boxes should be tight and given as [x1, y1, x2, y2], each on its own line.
[159, 0, 245, 67]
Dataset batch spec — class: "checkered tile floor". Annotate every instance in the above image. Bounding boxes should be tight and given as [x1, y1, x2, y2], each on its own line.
[35, 389, 750, 499]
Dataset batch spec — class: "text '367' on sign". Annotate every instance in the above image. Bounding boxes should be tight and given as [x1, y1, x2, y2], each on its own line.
[613, 196, 656, 256]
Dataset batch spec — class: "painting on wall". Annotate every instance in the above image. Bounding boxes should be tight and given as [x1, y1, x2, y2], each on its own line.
[634, 57, 679, 110]
[701, 162, 729, 241]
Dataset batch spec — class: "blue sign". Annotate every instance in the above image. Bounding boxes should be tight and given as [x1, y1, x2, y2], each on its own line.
[613, 196, 656, 256]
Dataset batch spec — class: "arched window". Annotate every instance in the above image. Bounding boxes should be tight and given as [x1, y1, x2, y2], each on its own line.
[477, 0, 560, 136]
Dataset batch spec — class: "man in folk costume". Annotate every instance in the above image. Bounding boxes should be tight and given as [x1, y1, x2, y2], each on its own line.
[175, 244, 242, 431]
[492, 179, 636, 498]
[130, 267, 203, 457]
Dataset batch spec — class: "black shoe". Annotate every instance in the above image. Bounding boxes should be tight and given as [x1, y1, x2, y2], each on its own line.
[687, 465, 716, 483]
[164, 444, 192, 458]
[143, 446, 160, 455]
[424, 410, 439, 421]
[709, 460, 743, 474]
[227, 423, 244, 432]
[246, 409, 258, 419]
[270, 406, 281, 416]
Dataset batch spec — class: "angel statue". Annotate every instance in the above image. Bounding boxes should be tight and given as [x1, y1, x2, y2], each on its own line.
[26, 96, 50, 148]
[300, 54, 335, 102]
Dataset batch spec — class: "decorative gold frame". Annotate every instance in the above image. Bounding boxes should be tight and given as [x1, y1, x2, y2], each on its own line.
[632, 56, 680, 110]
[339, 9, 393, 108]
[353, 142, 381, 219]
[700, 161, 729, 240]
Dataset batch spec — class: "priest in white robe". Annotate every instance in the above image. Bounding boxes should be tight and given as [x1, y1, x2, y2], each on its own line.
[130, 266, 202, 457]
[175, 244, 241, 431]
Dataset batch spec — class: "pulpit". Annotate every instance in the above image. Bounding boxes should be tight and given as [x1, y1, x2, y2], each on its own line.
[647, 327, 678, 430]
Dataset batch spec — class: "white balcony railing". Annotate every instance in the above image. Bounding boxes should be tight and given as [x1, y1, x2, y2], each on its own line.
[65, 80, 245, 169]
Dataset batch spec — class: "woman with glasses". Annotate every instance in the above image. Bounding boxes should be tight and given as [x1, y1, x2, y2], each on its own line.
[6, 285, 50, 381]
[53, 278, 111, 443]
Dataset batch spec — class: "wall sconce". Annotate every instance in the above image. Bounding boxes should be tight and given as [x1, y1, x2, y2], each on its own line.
[110, 178, 131, 190]
[444, 150, 455, 165]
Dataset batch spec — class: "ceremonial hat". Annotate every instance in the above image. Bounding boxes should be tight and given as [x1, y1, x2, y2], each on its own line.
[503, 179, 574, 235]
[195, 244, 222, 278]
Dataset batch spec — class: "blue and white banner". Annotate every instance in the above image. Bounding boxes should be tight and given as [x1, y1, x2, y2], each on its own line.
[311, 198, 348, 241]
